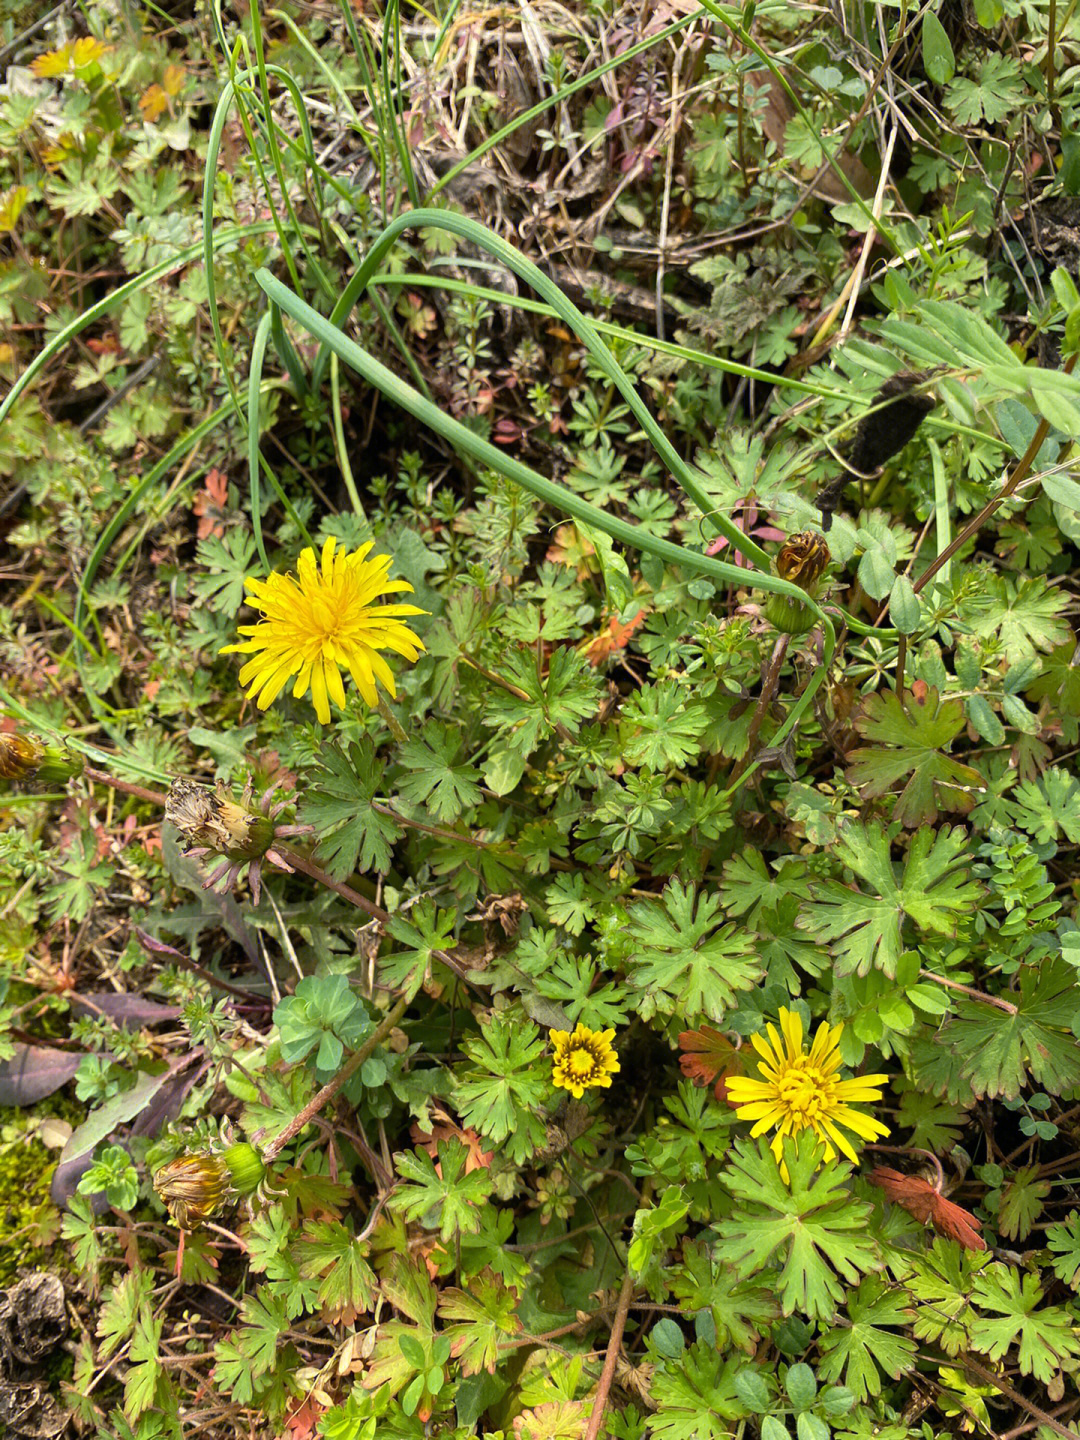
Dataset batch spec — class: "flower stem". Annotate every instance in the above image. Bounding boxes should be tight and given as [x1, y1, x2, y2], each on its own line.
[377, 695, 409, 744]
[918, 968, 1018, 1015]
[262, 994, 409, 1164]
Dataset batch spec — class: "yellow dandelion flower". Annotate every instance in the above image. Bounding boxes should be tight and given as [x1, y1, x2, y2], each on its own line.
[220, 537, 426, 725]
[725, 1007, 889, 1174]
[550, 1023, 620, 1099]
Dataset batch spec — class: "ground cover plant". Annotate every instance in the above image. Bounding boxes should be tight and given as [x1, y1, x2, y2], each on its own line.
[3, 0, 1080, 1436]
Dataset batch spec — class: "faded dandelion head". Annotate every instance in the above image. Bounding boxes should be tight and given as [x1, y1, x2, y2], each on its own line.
[220, 536, 426, 725]
[766, 531, 831, 636]
[725, 1007, 889, 1177]
[550, 1023, 620, 1100]
[153, 1142, 266, 1230]
[164, 776, 310, 903]
[0, 732, 84, 785]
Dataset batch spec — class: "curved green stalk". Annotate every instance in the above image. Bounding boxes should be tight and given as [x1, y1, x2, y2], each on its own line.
[308, 208, 770, 566]
[0, 224, 273, 433]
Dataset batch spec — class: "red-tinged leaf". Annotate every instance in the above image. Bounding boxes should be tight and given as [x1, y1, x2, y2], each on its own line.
[678, 1026, 741, 1086]
[410, 1108, 493, 1174]
[192, 467, 229, 539]
[869, 1167, 986, 1251]
[0, 1044, 82, 1106]
[283, 1395, 324, 1440]
[584, 609, 649, 667]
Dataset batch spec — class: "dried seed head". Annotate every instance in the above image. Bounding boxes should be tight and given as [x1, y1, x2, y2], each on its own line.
[0, 733, 84, 784]
[165, 778, 275, 861]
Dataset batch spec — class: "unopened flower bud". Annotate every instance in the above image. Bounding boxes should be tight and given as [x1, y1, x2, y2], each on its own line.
[766, 531, 831, 635]
[221, 1141, 266, 1196]
[0, 732, 84, 785]
[165, 778, 275, 861]
[153, 1153, 230, 1229]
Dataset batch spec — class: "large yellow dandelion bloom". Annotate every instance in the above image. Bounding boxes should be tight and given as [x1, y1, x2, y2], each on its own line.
[221, 537, 426, 725]
[725, 1008, 889, 1172]
[550, 1023, 620, 1099]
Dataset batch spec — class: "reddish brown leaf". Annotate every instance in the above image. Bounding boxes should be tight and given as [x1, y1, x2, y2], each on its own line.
[410, 1107, 493, 1175]
[869, 1167, 986, 1251]
[192, 468, 230, 539]
[678, 1027, 744, 1103]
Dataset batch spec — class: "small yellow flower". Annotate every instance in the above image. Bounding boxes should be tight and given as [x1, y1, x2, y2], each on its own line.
[550, 1023, 620, 1099]
[725, 1008, 889, 1174]
[221, 536, 426, 725]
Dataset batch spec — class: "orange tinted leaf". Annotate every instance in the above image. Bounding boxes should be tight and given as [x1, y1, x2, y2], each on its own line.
[584, 609, 648, 666]
[139, 85, 168, 121]
[869, 1167, 986, 1251]
[679, 1026, 740, 1086]
[162, 63, 186, 96]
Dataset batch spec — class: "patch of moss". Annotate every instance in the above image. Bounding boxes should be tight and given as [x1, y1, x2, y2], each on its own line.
[0, 1102, 81, 1285]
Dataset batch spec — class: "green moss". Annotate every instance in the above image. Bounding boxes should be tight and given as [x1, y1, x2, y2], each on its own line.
[0, 1103, 80, 1284]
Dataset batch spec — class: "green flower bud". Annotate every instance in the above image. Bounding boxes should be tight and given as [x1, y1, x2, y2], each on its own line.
[764, 591, 819, 637]
[222, 1141, 266, 1196]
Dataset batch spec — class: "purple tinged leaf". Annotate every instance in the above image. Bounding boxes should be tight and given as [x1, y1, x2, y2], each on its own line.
[0, 1045, 83, 1106]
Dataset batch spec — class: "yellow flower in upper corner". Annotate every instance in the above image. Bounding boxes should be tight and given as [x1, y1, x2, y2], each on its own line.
[550, 1023, 620, 1099]
[221, 536, 426, 725]
[725, 1007, 889, 1174]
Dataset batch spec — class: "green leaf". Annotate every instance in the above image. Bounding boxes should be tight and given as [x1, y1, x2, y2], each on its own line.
[624, 877, 762, 1022]
[390, 1139, 494, 1241]
[453, 1016, 549, 1163]
[846, 687, 983, 827]
[1012, 767, 1080, 844]
[294, 1219, 377, 1325]
[997, 1167, 1051, 1242]
[910, 959, 1080, 1100]
[800, 821, 981, 978]
[816, 1275, 917, 1398]
[301, 738, 402, 878]
[438, 1271, 520, 1375]
[712, 1137, 880, 1322]
[382, 901, 459, 1001]
[1046, 1211, 1080, 1288]
[888, 575, 921, 634]
[669, 1240, 779, 1353]
[483, 645, 600, 757]
[922, 13, 955, 83]
[971, 1264, 1080, 1383]
[396, 722, 483, 823]
[909, 1239, 995, 1355]
[620, 682, 709, 769]
[274, 973, 371, 1072]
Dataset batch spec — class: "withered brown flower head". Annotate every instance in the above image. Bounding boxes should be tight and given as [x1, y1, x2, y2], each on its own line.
[153, 1153, 230, 1229]
[775, 531, 831, 592]
[165, 778, 272, 859]
[0, 734, 44, 781]
[0, 732, 84, 784]
[163, 776, 310, 903]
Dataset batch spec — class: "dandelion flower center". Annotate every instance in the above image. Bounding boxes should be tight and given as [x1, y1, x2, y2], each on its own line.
[220, 536, 426, 725]
[725, 1007, 890, 1176]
